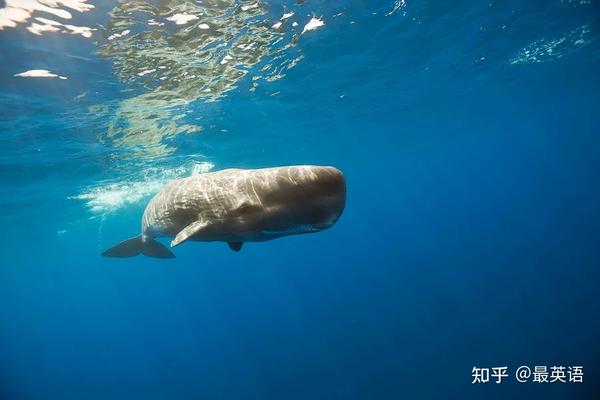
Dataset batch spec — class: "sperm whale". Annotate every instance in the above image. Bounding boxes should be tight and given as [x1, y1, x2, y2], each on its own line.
[102, 165, 346, 258]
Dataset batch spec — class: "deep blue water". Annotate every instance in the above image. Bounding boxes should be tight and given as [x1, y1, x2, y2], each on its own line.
[1, 1, 599, 399]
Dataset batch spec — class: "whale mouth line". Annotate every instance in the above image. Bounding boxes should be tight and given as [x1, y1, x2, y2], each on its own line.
[262, 225, 322, 236]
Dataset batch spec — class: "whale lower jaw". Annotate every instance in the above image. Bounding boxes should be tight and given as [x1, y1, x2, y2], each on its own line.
[181, 226, 323, 244]
[262, 225, 321, 236]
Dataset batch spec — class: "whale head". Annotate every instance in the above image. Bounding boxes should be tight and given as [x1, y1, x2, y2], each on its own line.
[257, 165, 346, 233]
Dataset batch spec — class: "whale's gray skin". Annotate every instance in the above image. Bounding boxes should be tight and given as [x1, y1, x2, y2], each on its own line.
[102, 166, 346, 258]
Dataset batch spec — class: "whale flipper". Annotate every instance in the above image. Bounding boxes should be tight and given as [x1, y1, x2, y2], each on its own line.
[171, 220, 209, 247]
[228, 241, 243, 251]
[102, 236, 175, 258]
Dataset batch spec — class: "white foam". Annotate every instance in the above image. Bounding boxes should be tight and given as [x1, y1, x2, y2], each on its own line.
[148, 18, 164, 26]
[0, 0, 94, 34]
[386, 0, 406, 16]
[198, 23, 210, 30]
[14, 69, 67, 79]
[272, 21, 282, 29]
[561, 0, 591, 5]
[27, 20, 61, 35]
[190, 162, 214, 175]
[281, 12, 294, 20]
[220, 54, 233, 65]
[108, 29, 130, 41]
[137, 68, 156, 77]
[72, 162, 215, 214]
[302, 17, 324, 34]
[74, 181, 163, 213]
[167, 13, 198, 25]
[237, 42, 255, 51]
[61, 22, 94, 37]
[54, 0, 94, 13]
[510, 25, 591, 64]
[26, 16, 94, 37]
[241, 3, 259, 11]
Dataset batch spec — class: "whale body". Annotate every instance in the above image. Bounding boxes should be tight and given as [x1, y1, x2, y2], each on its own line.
[102, 165, 346, 258]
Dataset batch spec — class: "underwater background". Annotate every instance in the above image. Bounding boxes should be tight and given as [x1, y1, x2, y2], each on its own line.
[0, 1, 599, 399]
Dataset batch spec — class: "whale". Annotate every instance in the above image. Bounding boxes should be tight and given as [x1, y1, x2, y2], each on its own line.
[102, 165, 346, 258]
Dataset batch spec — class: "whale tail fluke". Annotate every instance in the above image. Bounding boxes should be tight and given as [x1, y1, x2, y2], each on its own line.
[102, 236, 175, 259]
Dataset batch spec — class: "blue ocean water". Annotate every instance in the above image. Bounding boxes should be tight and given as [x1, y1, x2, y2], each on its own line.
[0, 0, 599, 399]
